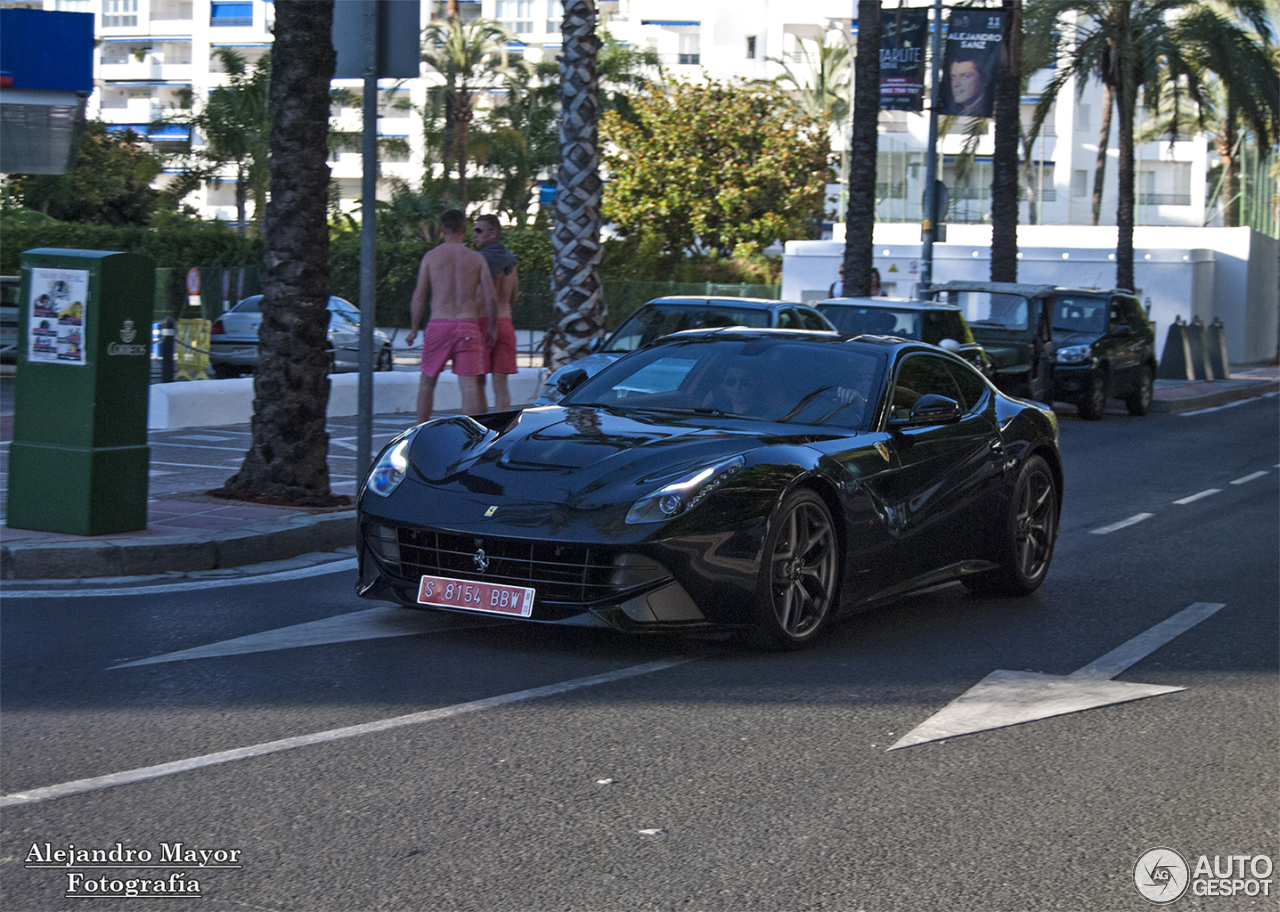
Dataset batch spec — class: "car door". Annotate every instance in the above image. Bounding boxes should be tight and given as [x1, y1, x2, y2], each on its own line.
[859, 352, 1003, 585]
[1105, 294, 1145, 392]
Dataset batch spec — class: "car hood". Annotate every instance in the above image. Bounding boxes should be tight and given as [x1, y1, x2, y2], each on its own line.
[1051, 331, 1099, 348]
[392, 407, 843, 531]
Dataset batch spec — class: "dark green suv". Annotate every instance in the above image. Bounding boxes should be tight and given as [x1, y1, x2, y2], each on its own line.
[1049, 288, 1156, 420]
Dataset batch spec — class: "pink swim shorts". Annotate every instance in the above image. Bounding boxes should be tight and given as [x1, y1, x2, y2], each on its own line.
[420, 318, 487, 377]
[481, 317, 518, 374]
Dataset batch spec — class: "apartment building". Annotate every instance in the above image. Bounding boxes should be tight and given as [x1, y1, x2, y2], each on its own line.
[41, 0, 1217, 232]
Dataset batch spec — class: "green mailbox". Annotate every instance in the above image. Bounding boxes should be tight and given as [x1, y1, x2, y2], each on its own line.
[7, 249, 155, 535]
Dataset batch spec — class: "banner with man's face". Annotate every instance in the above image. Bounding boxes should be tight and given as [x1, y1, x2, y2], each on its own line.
[940, 8, 1006, 118]
[880, 6, 929, 112]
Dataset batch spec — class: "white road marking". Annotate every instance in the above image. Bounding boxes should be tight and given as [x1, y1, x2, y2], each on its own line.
[111, 606, 500, 667]
[889, 602, 1226, 750]
[1089, 512, 1154, 535]
[0, 657, 699, 808]
[3, 558, 359, 599]
[329, 437, 359, 452]
[1173, 488, 1220, 505]
[1230, 470, 1269, 485]
[167, 435, 237, 443]
[1179, 390, 1277, 416]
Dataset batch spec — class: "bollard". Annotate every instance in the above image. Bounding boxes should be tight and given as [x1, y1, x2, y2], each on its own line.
[1205, 317, 1230, 380]
[1157, 316, 1195, 380]
[1187, 315, 1213, 380]
[161, 315, 175, 383]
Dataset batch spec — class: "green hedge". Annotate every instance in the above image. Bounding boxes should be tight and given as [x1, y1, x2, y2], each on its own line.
[0, 222, 263, 275]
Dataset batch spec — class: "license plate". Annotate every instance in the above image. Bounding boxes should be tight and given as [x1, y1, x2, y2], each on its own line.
[416, 574, 535, 617]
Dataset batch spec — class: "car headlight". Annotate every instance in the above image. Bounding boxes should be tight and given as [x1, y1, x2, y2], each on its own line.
[625, 456, 746, 524]
[364, 430, 416, 497]
[1056, 344, 1092, 365]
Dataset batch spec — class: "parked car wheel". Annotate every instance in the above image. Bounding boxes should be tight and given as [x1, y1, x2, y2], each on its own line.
[968, 455, 1058, 596]
[213, 364, 240, 380]
[376, 345, 394, 371]
[1077, 368, 1108, 420]
[749, 489, 840, 651]
[1125, 365, 1154, 416]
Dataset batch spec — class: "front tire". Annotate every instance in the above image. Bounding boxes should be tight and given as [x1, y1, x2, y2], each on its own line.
[377, 345, 394, 371]
[968, 455, 1058, 596]
[1125, 365, 1153, 416]
[1077, 369, 1108, 420]
[748, 489, 840, 651]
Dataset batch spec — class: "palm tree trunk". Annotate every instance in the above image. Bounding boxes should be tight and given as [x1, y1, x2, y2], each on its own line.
[221, 0, 340, 505]
[235, 162, 248, 235]
[457, 95, 472, 208]
[1222, 87, 1239, 227]
[990, 0, 1022, 284]
[1091, 83, 1113, 226]
[1115, 78, 1136, 292]
[547, 0, 604, 372]
[842, 0, 880, 296]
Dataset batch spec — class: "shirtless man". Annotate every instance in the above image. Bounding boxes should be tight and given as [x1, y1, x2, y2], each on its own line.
[404, 209, 497, 423]
[473, 214, 519, 411]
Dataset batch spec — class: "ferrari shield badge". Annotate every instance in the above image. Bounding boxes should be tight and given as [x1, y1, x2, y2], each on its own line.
[874, 442, 891, 462]
[485, 506, 498, 517]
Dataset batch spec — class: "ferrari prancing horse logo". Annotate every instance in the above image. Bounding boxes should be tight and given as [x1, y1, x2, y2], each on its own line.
[473, 549, 489, 573]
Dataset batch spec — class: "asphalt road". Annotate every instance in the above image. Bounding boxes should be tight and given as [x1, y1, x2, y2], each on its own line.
[2, 396, 1277, 912]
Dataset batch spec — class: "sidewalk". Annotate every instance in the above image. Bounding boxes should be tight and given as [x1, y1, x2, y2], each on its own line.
[1, 366, 1276, 583]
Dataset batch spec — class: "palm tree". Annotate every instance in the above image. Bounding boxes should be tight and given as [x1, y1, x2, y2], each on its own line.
[220, 0, 339, 504]
[767, 34, 852, 122]
[842, 0, 880, 297]
[161, 49, 271, 234]
[421, 17, 511, 208]
[989, 0, 1023, 283]
[547, 0, 604, 372]
[1025, 0, 1275, 291]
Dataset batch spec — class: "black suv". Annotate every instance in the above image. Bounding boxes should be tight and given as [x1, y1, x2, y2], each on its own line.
[817, 295, 993, 379]
[922, 281, 1056, 403]
[1049, 288, 1156, 419]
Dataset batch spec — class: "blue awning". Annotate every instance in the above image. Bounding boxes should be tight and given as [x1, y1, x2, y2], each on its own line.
[640, 20, 700, 27]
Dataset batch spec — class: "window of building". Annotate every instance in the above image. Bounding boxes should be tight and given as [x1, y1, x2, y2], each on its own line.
[497, 0, 533, 34]
[210, 1, 253, 28]
[746, 35, 756, 59]
[1076, 103, 1090, 132]
[678, 32, 700, 65]
[102, 0, 137, 28]
[1072, 169, 1088, 198]
[545, 0, 564, 33]
[55, 1, 91, 11]
[151, 1, 193, 20]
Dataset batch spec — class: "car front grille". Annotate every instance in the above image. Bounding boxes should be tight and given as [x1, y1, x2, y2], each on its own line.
[395, 528, 624, 607]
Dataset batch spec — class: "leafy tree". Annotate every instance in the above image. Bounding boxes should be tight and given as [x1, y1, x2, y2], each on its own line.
[8, 122, 161, 226]
[842, 1, 879, 296]
[159, 49, 271, 235]
[547, 0, 605, 372]
[420, 16, 512, 208]
[602, 78, 833, 261]
[220, 0, 339, 505]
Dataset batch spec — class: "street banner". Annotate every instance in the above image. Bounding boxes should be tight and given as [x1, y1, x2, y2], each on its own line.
[880, 5, 928, 112]
[939, 8, 1006, 118]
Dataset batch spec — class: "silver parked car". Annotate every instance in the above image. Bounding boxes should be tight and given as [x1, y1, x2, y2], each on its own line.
[209, 294, 394, 378]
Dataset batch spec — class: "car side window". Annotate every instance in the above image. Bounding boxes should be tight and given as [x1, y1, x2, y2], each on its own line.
[775, 309, 796, 329]
[891, 354, 964, 420]
[944, 360, 988, 413]
[798, 308, 830, 331]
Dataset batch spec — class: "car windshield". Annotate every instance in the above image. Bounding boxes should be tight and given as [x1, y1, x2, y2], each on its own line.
[564, 337, 886, 430]
[820, 305, 922, 340]
[1051, 295, 1108, 333]
[602, 304, 771, 353]
[946, 291, 1031, 330]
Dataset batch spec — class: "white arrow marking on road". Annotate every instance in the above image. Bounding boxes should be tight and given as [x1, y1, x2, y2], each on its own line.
[889, 602, 1226, 750]
[110, 606, 505, 668]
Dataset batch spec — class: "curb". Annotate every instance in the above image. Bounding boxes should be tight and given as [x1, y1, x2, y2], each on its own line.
[1150, 378, 1279, 414]
[1, 511, 356, 581]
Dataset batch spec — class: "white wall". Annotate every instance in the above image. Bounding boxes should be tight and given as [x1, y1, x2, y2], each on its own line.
[784, 225, 1279, 364]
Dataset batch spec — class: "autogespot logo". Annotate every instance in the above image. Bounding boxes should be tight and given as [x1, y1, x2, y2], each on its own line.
[1135, 848, 1190, 904]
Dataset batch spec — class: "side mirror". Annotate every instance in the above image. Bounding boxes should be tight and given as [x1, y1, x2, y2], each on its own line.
[890, 394, 963, 428]
[556, 368, 589, 396]
[1113, 324, 1132, 336]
